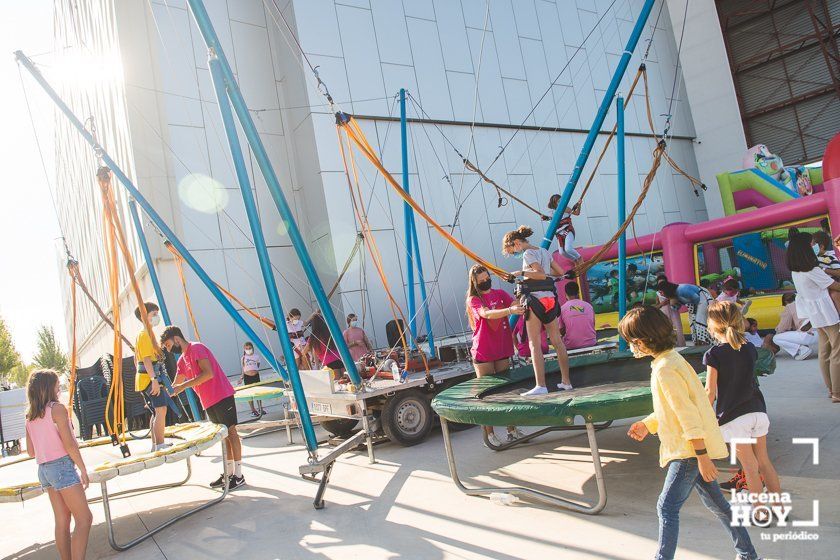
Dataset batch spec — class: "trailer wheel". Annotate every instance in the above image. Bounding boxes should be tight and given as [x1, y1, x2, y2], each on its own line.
[320, 418, 360, 438]
[382, 390, 433, 446]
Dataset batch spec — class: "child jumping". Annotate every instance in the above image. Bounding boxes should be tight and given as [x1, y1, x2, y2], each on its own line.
[134, 302, 170, 452]
[547, 194, 582, 263]
[502, 225, 572, 396]
[25, 369, 92, 560]
[619, 306, 759, 560]
[705, 301, 782, 507]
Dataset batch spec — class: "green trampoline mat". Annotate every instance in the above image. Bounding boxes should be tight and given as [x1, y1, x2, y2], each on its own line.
[432, 348, 710, 427]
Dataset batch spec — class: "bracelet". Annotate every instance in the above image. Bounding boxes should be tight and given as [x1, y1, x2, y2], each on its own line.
[695, 448, 708, 456]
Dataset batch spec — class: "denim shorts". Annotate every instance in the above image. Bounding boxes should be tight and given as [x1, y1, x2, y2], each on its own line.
[37, 455, 81, 491]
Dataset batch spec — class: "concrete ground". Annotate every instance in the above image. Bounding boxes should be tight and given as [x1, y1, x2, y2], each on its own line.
[2, 353, 838, 560]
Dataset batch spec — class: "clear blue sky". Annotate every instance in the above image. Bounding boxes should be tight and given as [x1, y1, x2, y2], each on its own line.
[0, 0, 67, 361]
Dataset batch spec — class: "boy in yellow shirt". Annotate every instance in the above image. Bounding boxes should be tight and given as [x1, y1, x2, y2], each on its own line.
[135, 302, 170, 452]
[619, 306, 759, 560]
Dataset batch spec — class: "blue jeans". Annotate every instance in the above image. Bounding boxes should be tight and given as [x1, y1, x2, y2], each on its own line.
[655, 458, 758, 560]
[37, 455, 81, 491]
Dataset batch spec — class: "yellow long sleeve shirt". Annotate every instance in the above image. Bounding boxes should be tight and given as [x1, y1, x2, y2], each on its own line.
[641, 349, 728, 468]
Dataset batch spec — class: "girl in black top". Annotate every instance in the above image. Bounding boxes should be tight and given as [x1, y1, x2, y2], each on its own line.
[705, 301, 781, 502]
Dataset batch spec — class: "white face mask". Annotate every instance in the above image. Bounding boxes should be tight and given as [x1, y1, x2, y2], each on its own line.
[245, 349, 254, 356]
[629, 341, 647, 359]
[349, 320, 358, 327]
[149, 313, 161, 327]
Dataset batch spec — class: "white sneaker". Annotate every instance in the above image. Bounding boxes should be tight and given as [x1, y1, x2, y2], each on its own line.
[520, 385, 548, 397]
[154, 443, 173, 452]
[507, 428, 526, 442]
[794, 346, 812, 360]
[485, 433, 502, 448]
[557, 382, 574, 391]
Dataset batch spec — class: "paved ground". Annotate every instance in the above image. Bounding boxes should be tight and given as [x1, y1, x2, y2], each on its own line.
[2, 353, 838, 559]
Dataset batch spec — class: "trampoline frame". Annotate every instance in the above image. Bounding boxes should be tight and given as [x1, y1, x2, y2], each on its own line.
[440, 418, 607, 515]
[96, 444, 230, 551]
[480, 420, 613, 452]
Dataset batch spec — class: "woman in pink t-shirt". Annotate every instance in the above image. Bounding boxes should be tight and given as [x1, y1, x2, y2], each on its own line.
[466, 264, 524, 446]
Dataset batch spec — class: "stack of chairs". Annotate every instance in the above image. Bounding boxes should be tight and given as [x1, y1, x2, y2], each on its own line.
[73, 359, 110, 440]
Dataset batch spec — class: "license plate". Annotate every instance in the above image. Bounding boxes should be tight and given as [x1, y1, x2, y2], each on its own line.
[311, 402, 332, 415]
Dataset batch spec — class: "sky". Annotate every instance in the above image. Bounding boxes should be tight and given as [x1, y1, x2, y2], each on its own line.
[0, 0, 68, 362]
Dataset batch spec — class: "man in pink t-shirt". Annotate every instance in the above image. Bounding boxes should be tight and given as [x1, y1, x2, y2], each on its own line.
[161, 326, 244, 490]
[558, 282, 597, 350]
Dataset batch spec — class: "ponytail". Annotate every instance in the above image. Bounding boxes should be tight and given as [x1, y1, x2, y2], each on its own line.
[724, 325, 746, 351]
[707, 301, 747, 350]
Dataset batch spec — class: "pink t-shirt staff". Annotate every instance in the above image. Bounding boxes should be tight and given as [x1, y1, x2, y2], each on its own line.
[559, 297, 597, 350]
[469, 289, 515, 362]
[176, 342, 235, 409]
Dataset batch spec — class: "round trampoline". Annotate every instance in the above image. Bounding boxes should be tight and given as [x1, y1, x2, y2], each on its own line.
[234, 379, 298, 442]
[0, 422, 229, 550]
[431, 347, 711, 514]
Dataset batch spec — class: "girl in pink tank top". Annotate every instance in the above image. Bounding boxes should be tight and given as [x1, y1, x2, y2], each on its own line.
[25, 369, 92, 559]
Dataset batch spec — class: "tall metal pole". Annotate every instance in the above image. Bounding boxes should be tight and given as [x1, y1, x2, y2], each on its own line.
[409, 213, 436, 358]
[617, 96, 628, 352]
[541, 0, 656, 249]
[14, 50, 289, 384]
[186, 0, 361, 386]
[127, 199, 201, 419]
[400, 88, 417, 348]
[208, 53, 318, 453]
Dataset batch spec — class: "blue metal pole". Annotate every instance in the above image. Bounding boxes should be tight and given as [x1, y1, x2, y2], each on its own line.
[127, 199, 201, 420]
[208, 54, 318, 452]
[399, 88, 417, 349]
[409, 213, 436, 358]
[617, 96, 628, 352]
[541, 0, 656, 249]
[13, 50, 289, 384]
[186, 0, 361, 386]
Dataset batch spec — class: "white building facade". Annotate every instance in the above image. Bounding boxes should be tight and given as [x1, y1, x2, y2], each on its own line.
[49, 0, 742, 376]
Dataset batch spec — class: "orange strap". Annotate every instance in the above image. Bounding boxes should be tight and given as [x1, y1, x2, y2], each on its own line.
[172, 251, 201, 340]
[339, 116, 511, 282]
[162, 241, 277, 331]
[66, 261, 134, 350]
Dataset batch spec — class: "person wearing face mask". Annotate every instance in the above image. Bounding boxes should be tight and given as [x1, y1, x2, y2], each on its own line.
[134, 302, 171, 452]
[466, 264, 526, 446]
[342, 314, 372, 363]
[240, 342, 264, 417]
[716, 277, 752, 314]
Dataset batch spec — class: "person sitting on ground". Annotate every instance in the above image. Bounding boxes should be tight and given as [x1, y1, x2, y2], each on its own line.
[503, 226, 572, 396]
[620, 306, 759, 560]
[240, 342, 264, 418]
[342, 313, 373, 363]
[162, 326, 245, 490]
[705, 301, 782, 505]
[513, 314, 548, 359]
[134, 302, 170, 453]
[744, 318, 763, 347]
[466, 264, 525, 446]
[547, 195, 582, 264]
[559, 282, 597, 350]
[766, 293, 817, 359]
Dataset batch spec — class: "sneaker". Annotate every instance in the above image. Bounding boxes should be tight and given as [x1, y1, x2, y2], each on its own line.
[520, 385, 548, 397]
[209, 473, 227, 488]
[720, 469, 745, 491]
[259, 409, 267, 416]
[154, 443, 173, 452]
[485, 433, 502, 448]
[227, 475, 246, 490]
[506, 428, 525, 442]
[557, 382, 574, 391]
[251, 410, 261, 417]
[794, 346, 812, 360]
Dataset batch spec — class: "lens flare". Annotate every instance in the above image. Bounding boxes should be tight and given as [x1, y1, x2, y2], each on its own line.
[178, 174, 229, 214]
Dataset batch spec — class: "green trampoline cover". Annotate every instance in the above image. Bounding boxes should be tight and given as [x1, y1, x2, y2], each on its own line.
[431, 346, 771, 427]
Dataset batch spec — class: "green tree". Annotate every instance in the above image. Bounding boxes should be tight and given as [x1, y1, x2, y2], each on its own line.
[32, 325, 69, 373]
[0, 316, 21, 375]
[7, 363, 33, 389]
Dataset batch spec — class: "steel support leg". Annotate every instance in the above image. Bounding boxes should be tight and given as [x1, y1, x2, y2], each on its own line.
[482, 421, 613, 452]
[100, 443, 230, 551]
[440, 418, 607, 515]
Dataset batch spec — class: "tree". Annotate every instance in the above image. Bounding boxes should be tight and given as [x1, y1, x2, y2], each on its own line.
[7, 363, 33, 389]
[0, 316, 20, 375]
[32, 325, 69, 373]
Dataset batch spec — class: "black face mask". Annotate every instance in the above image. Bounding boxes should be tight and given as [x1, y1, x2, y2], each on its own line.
[170, 344, 183, 355]
[477, 279, 492, 291]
